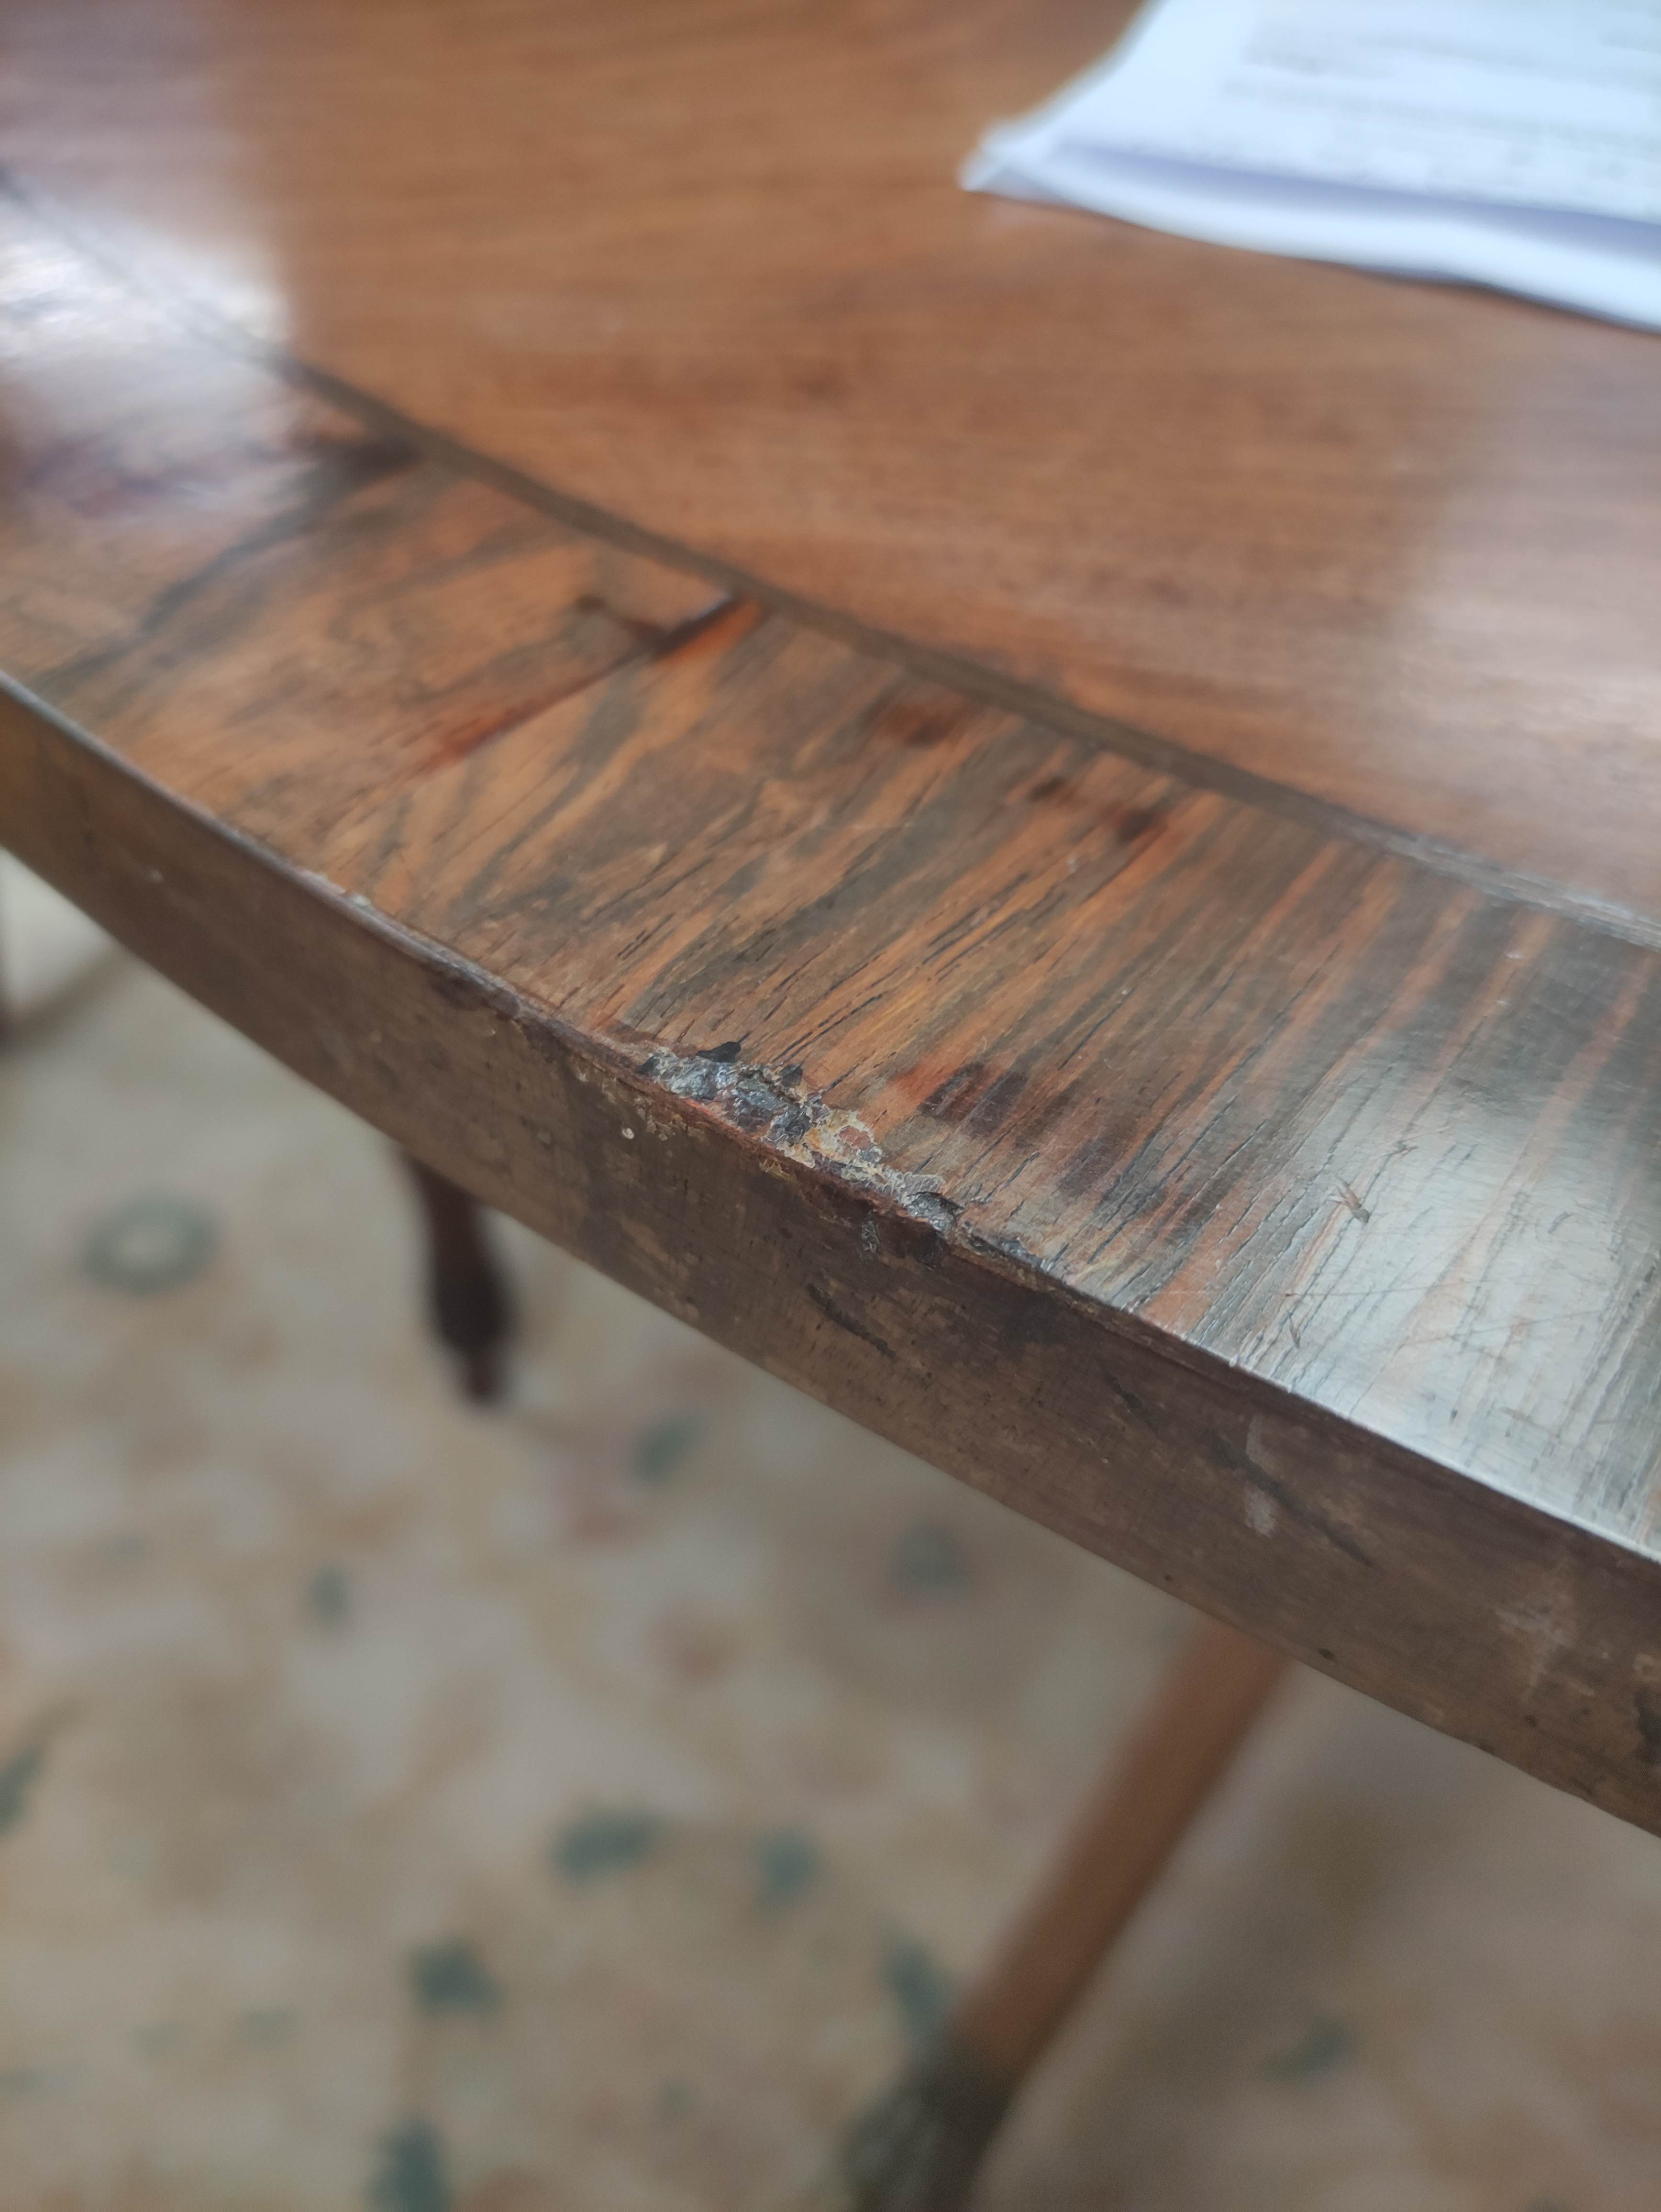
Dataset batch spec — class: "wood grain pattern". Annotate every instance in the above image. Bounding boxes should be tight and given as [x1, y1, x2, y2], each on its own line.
[0, 211, 727, 847]
[4, 197, 1661, 1833]
[3, 0, 1658, 925]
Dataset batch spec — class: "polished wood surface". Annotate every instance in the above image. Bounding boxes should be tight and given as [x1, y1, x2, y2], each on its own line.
[4, 0, 1659, 928]
[5, 193, 1660, 1832]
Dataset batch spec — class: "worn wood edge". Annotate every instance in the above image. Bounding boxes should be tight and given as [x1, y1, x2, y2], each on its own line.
[5, 164, 1657, 957]
[5, 670, 1658, 1835]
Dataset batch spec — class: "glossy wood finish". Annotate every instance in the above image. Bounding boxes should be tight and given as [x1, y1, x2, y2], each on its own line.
[4, 196, 1661, 1832]
[3, 0, 1659, 927]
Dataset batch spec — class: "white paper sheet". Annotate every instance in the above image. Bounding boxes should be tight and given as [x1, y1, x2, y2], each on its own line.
[965, 0, 1661, 329]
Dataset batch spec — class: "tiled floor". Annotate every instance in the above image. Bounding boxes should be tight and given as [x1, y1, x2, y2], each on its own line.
[0, 956, 1656, 2210]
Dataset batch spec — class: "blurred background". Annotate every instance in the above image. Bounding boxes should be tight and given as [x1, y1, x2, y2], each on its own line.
[1, 861, 1659, 2208]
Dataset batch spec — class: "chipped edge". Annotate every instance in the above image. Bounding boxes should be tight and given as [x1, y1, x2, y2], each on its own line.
[638, 1041, 964, 1239]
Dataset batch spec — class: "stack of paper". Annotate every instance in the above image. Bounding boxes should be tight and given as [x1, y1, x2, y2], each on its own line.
[964, 0, 1661, 330]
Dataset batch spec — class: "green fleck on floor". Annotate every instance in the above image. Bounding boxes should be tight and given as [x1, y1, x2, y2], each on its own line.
[754, 1828, 821, 1911]
[0, 1739, 47, 1835]
[368, 2121, 452, 2212]
[409, 1941, 502, 2017]
[631, 1414, 705, 1487]
[0, 959, 1659, 2210]
[551, 1808, 666, 1884]
[1262, 2014, 1356, 2082]
[881, 1933, 956, 2055]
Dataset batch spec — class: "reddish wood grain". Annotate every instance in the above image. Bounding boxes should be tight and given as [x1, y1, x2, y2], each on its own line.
[3, 0, 1658, 924]
[3, 198, 1661, 1831]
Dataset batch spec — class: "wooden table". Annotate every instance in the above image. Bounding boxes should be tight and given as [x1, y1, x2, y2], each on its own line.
[2, 0, 1660, 1846]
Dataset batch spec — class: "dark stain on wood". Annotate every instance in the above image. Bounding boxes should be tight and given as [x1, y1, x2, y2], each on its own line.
[868, 691, 978, 751]
[1337, 1182, 1373, 1226]
[1025, 775, 1163, 849]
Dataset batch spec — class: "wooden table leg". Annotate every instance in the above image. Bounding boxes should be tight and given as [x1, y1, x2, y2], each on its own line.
[400, 1150, 515, 1402]
[0, 878, 11, 1045]
[821, 1618, 1289, 2211]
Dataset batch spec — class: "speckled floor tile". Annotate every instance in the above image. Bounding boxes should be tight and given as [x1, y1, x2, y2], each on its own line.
[0, 959, 1656, 2211]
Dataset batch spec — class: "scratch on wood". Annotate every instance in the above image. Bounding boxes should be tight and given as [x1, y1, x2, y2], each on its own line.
[1240, 1415, 1374, 1570]
[1497, 1583, 1578, 1700]
[807, 1280, 897, 1360]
